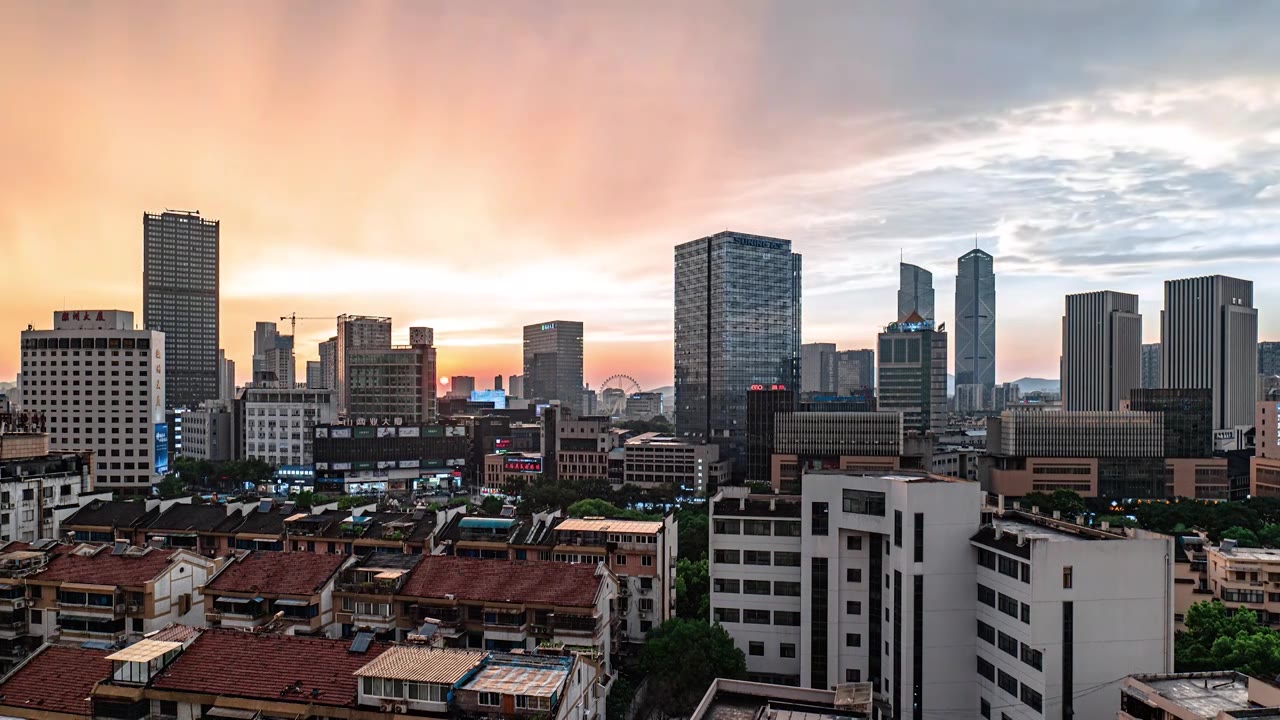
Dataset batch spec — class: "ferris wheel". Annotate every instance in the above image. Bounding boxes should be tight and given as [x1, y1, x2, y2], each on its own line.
[599, 374, 642, 416]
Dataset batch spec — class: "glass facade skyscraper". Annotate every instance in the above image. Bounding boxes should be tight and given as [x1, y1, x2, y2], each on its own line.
[897, 263, 934, 322]
[955, 249, 996, 387]
[143, 210, 220, 410]
[522, 321, 584, 415]
[674, 231, 801, 465]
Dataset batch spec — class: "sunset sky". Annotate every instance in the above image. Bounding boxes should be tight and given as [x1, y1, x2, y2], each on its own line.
[3, 2, 1280, 390]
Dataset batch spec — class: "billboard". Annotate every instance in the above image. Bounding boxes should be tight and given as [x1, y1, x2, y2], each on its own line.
[470, 390, 507, 409]
[494, 437, 513, 452]
[154, 423, 170, 475]
[503, 456, 543, 474]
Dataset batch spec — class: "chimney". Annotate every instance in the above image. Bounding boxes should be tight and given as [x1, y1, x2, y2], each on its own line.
[1075, 515, 1084, 525]
[1031, 506, 1040, 516]
[993, 526, 1003, 541]
[1052, 510, 1061, 520]
[997, 495, 1005, 514]
[1101, 521, 1110, 531]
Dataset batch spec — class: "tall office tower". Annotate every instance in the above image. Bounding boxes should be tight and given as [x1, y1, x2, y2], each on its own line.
[834, 349, 876, 395]
[451, 376, 477, 398]
[494, 375, 504, 392]
[877, 316, 947, 434]
[1141, 343, 1162, 389]
[955, 248, 996, 387]
[334, 315, 392, 417]
[745, 387, 796, 483]
[217, 349, 235, 403]
[143, 210, 219, 409]
[21, 310, 167, 494]
[317, 337, 337, 390]
[674, 231, 801, 466]
[1261, 341, 1280, 377]
[508, 374, 524, 399]
[1161, 275, 1258, 429]
[800, 343, 837, 393]
[897, 262, 935, 322]
[305, 361, 322, 389]
[252, 322, 294, 385]
[522, 321, 585, 414]
[1060, 291, 1142, 411]
[344, 324, 437, 423]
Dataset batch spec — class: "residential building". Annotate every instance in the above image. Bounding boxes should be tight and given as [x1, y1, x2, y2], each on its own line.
[834, 349, 876, 396]
[956, 248, 996, 388]
[1061, 291, 1142, 411]
[242, 386, 335, 467]
[690, 678, 872, 720]
[26, 543, 215, 645]
[1255, 402, 1280, 497]
[620, 433, 729, 496]
[0, 432, 98, 542]
[1142, 342, 1162, 389]
[801, 343, 837, 394]
[180, 400, 233, 462]
[204, 550, 349, 637]
[523, 321, 585, 414]
[341, 323, 438, 424]
[19, 310, 168, 493]
[674, 231, 801, 466]
[61, 498, 161, 544]
[508, 374, 524, 399]
[1262, 341, 1280, 377]
[0, 644, 111, 720]
[306, 360, 322, 388]
[768, 412, 904, 492]
[142, 210, 219, 409]
[318, 336, 337, 390]
[1162, 275, 1258, 430]
[1192, 543, 1280, 630]
[450, 375, 477, 399]
[877, 316, 947, 434]
[335, 315, 392, 416]
[898, 262, 935, 323]
[552, 414, 622, 482]
[217, 349, 235, 403]
[252, 321, 295, 385]
[625, 392, 664, 421]
[1119, 671, 1280, 720]
[312, 422, 468, 495]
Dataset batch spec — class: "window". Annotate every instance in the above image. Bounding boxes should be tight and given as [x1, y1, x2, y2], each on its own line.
[749, 641, 764, 656]
[1021, 644, 1043, 671]
[774, 611, 801, 626]
[780, 643, 796, 658]
[914, 512, 924, 563]
[845, 669, 861, 682]
[998, 594, 1019, 619]
[713, 549, 740, 564]
[713, 578, 740, 594]
[894, 510, 903, 547]
[977, 620, 995, 644]
[846, 600, 861, 615]
[774, 552, 801, 567]
[1021, 602, 1030, 624]
[479, 692, 500, 707]
[744, 580, 771, 595]
[977, 656, 995, 681]
[714, 519, 740, 535]
[978, 548, 996, 570]
[980, 698, 991, 719]
[997, 555, 1021, 579]
[776, 521, 801, 537]
[641, 555, 654, 567]
[1020, 685, 1043, 712]
[847, 568, 862, 583]
[1063, 565, 1073, 589]
[842, 489, 886, 516]
[744, 609, 771, 624]
[978, 584, 995, 607]
[811, 502, 829, 535]
[615, 554, 627, 565]
[713, 607, 739, 623]
[743, 550, 771, 566]
[845, 633, 861, 647]
[846, 535, 863, 551]
[774, 582, 801, 596]
[998, 632, 1019, 658]
[744, 520, 771, 536]
[997, 669, 1018, 697]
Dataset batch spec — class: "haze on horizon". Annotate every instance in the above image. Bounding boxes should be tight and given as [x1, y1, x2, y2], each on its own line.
[3, 1, 1280, 390]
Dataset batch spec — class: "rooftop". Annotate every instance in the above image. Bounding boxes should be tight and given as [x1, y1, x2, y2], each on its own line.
[691, 679, 869, 720]
[206, 551, 346, 596]
[354, 646, 485, 684]
[1210, 545, 1280, 562]
[461, 654, 571, 698]
[1130, 672, 1251, 718]
[147, 503, 231, 533]
[152, 628, 388, 708]
[0, 645, 112, 716]
[63, 499, 158, 530]
[35, 545, 185, 586]
[554, 518, 663, 534]
[401, 556, 602, 608]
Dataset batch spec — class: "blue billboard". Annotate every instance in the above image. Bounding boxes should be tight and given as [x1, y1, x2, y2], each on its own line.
[154, 423, 170, 475]
[470, 389, 507, 409]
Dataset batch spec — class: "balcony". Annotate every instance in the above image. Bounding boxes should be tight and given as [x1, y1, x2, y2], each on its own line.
[0, 620, 27, 639]
[57, 600, 124, 615]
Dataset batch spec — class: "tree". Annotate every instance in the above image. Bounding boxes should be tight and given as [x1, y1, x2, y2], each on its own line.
[479, 496, 506, 516]
[677, 505, 708, 562]
[1222, 526, 1260, 548]
[1049, 489, 1088, 517]
[675, 557, 709, 621]
[1096, 515, 1138, 529]
[640, 619, 745, 717]
[1260, 524, 1280, 549]
[154, 474, 187, 499]
[568, 498, 627, 518]
[1177, 601, 1280, 677]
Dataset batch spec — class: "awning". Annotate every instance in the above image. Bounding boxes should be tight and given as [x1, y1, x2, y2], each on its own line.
[216, 597, 252, 605]
[205, 707, 260, 720]
[272, 599, 310, 607]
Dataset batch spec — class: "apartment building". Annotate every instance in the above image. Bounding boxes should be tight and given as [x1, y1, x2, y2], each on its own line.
[241, 386, 335, 466]
[0, 541, 58, 671]
[203, 550, 349, 637]
[26, 543, 215, 646]
[1193, 543, 1280, 627]
[1253, 401, 1280, 497]
[619, 433, 729, 496]
[178, 400, 233, 462]
[710, 473, 1174, 719]
[0, 432, 100, 543]
[1119, 671, 1280, 719]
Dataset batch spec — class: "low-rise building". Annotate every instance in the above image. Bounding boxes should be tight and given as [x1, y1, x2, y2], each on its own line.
[483, 452, 543, 495]
[203, 550, 349, 637]
[242, 386, 336, 467]
[619, 433, 728, 496]
[1119, 671, 1280, 719]
[179, 400, 234, 462]
[0, 432, 100, 543]
[313, 422, 468, 495]
[1253, 401, 1280, 497]
[689, 678, 871, 720]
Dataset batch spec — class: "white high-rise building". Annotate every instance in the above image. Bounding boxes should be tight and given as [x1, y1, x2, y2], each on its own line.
[242, 386, 336, 467]
[20, 310, 167, 494]
[709, 471, 1173, 719]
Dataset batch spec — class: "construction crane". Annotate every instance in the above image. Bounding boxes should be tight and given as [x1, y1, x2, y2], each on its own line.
[279, 313, 332, 337]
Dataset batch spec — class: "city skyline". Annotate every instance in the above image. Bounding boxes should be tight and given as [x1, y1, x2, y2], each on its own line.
[5, 3, 1280, 389]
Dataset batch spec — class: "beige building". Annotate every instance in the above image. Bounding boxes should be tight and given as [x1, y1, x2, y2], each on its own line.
[1120, 672, 1280, 719]
[1253, 401, 1280, 497]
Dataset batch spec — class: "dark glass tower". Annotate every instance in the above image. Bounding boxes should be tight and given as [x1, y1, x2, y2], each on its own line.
[897, 263, 934, 322]
[955, 249, 996, 387]
[522, 321, 584, 415]
[143, 210, 220, 410]
[674, 231, 801, 467]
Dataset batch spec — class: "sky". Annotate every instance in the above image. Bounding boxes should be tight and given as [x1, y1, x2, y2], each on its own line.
[3, 1, 1280, 390]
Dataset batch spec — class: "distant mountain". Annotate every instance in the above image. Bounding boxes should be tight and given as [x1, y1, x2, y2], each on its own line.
[1010, 377, 1059, 394]
[0, 381, 14, 393]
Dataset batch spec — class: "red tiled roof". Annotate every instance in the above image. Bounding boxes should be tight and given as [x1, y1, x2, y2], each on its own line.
[206, 551, 345, 596]
[36, 547, 182, 586]
[152, 629, 387, 707]
[401, 556, 602, 608]
[0, 645, 111, 716]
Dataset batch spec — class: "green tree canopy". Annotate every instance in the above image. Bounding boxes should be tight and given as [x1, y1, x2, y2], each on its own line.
[677, 505, 708, 562]
[1222, 526, 1260, 548]
[675, 557, 709, 621]
[566, 498, 660, 521]
[640, 619, 745, 717]
[1258, 524, 1280, 549]
[479, 496, 506, 516]
[1177, 601, 1280, 677]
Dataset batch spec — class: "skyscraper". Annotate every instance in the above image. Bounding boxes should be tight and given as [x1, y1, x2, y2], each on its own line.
[876, 315, 947, 434]
[897, 263, 935, 322]
[340, 322, 436, 423]
[674, 231, 801, 464]
[508, 374, 524, 399]
[1141, 343, 1162, 389]
[833, 349, 876, 395]
[252, 321, 294, 385]
[143, 210, 219, 409]
[955, 248, 996, 387]
[305, 361, 322, 389]
[1161, 275, 1258, 429]
[522, 321, 584, 414]
[317, 336, 337, 390]
[217, 349, 235, 403]
[1260, 341, 1280, 377]
[1060, 291, 1142, 411]
[800, 342, 836, 393]
[334, 315, 392, 417]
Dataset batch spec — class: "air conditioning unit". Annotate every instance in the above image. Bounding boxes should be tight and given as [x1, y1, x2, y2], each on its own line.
[127, 603, 141, 613]
[11, 599, 26, 610]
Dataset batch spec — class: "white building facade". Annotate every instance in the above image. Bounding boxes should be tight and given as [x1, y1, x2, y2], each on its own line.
[242, 386, 335, 467]
[20, 310, 167, 494]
